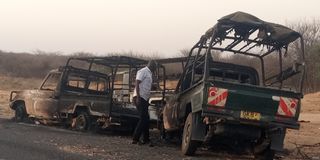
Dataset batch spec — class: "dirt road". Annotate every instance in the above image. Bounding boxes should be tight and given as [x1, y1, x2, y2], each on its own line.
[0, 118, 88, 160]
[0, 114, 319, 160]
[0, 116, 249, 160]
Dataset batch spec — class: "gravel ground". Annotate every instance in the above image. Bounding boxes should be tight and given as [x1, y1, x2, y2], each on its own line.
[0, 116, 258, 160]
[1, 115, 319, 160]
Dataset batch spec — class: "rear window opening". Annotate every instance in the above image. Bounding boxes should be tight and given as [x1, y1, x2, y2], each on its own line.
[208, 69, 257, 85]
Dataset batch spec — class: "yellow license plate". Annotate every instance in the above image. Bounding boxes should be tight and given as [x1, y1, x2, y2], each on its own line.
[240, 111, 261, 121]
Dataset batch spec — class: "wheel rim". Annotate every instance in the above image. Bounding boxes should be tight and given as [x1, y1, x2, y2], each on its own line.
[76, 115, 87, 130]
[184, 122, 191, 145]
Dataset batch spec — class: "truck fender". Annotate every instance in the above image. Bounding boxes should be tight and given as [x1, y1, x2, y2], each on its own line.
[10, 100, 25, 110]
[191, 112, 206, 142]
[72, 104, 90, 115]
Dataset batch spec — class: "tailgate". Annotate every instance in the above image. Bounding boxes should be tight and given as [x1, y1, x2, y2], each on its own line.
[203, 81, 302, 129]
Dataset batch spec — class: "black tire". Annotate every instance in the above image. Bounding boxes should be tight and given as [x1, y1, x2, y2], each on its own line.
[157, 114, 166, 140]
[159, 122, 166, 140]
[62, 117, 72, 129]
[74, 112, 91, 131]
[15, 104, 27, 122]
[181, 113, 200, 156]
[255, 147, 275, 160]
[264, 149, 275, 160]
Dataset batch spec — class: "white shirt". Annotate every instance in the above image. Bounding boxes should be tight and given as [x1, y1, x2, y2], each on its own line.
[133, 66, 153, 101]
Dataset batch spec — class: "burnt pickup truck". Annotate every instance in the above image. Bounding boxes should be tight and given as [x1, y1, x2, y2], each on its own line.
[9, 56, 166, 131]
[162, 12, 305, 159]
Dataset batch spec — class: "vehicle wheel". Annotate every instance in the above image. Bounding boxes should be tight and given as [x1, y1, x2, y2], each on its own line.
[159, 122, 166, 140]
[157, 115, 166, 140]
[254, 147, 275, 160]
[74, 112, 91, 131]
[62, 117, 72, 129]
[15, 104, 27, 122]
[181, 113, 200, 156]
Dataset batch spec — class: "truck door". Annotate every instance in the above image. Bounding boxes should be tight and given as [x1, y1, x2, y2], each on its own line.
[33, 73, 60, 119]
[86, 75, 111, 115]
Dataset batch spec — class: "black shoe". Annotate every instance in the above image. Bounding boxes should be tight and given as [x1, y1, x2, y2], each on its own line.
[140, 139, 150, 144]
[132, 140, 139, 144]
[148, 142, 154, 147]
[141, 140, 154, 147]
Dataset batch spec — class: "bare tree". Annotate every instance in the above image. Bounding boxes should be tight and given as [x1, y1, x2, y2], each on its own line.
[288, 19, 320, 93]
[179, 48, 190, 57]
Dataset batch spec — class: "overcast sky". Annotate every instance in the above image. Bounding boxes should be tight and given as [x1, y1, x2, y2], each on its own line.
[0, 0, 319, 57]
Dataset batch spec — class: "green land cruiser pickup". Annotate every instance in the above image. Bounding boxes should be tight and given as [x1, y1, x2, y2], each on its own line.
[162, 12, 305, 159]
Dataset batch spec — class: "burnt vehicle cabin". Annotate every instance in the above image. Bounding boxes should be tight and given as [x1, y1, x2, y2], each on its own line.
[162, 12, 305, 159]
[10, 56, 166, 131]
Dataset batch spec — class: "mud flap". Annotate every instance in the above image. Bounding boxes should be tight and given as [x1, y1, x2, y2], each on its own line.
[270, 128, 286, 151]
[191, 112, 206, 141]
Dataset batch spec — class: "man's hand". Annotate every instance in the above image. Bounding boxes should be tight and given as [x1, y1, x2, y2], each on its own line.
[133, 96, 140, 106]
[134, 79, 142, 106]
[135, 97, 140, 106]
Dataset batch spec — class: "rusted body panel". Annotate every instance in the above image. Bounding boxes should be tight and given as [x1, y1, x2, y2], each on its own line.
[10, 76, 111, 120]
[11, 90, 58, 119]
[57, 93, 110, 116]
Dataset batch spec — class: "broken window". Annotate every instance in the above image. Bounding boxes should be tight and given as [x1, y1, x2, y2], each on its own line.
[41, 73, 61, 90]
[64, 73, 86, 93]
[87, 76, 109, 95]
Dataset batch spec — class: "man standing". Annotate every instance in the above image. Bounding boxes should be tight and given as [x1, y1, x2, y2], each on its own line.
[132, 60, 156, 145]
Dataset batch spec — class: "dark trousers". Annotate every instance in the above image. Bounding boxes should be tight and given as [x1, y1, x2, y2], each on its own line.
[133, 97, 150, 141]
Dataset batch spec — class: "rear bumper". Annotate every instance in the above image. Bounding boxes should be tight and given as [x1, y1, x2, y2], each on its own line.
[202, 109, 300, 129]
[213, 123, 262, 140]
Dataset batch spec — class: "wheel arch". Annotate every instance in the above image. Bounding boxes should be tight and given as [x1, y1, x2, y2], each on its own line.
[10, 100, 25, 110]
[72, 105, 90, 116]
[184, 102, 192, 120]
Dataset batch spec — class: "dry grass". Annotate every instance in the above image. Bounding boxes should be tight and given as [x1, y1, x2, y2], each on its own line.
[0, 76, 43, 90]
[165, 80, 178, 90]
[0, 90, 12, 117]
[301, 92, 320, 113]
